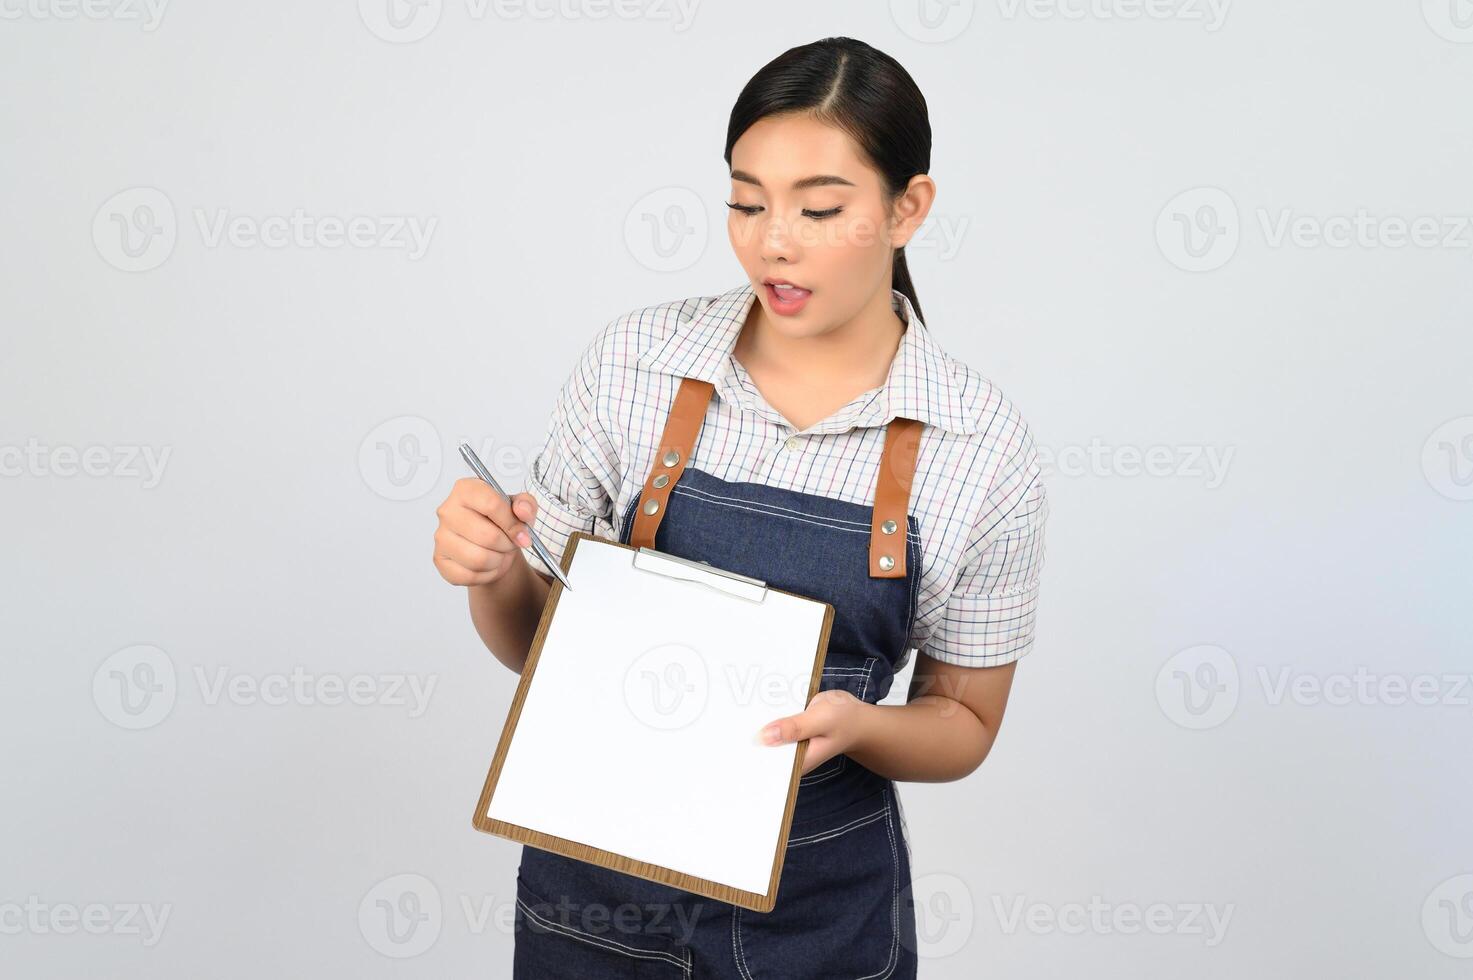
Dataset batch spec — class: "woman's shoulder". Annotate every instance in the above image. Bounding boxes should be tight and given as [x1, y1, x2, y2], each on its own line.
[909, 324, 1040, 463]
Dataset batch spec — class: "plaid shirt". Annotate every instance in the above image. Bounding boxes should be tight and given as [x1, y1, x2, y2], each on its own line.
[523, 280, 1048, 669]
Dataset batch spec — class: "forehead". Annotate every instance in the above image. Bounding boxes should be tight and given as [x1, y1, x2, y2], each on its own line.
[729, 113, 876, 187]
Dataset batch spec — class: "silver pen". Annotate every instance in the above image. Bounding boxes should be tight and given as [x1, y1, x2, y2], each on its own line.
[457, 441, 574, 591]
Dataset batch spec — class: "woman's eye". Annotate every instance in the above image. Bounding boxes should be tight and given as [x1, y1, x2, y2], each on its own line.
[723, 202, 843, 220]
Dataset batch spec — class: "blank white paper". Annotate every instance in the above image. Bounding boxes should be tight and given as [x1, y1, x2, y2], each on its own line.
[485, 537, 827, 896]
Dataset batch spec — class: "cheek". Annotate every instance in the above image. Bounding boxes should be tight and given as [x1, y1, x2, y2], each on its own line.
[728, 214, 760, 255]
[808, 211, 888, 265]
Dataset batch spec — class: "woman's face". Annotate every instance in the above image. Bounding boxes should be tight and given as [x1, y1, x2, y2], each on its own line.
[726, 112, 931, 339]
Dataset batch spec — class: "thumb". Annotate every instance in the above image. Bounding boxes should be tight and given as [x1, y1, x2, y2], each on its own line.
[512, 493, 538, 524]
[758, 711, 809, 746]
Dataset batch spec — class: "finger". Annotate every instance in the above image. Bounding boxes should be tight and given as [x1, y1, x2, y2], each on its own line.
[465, 484, 535, 546]
[432, 551, 499, 587]
[454, 478, 521, 531]
[442, 503, 519, 554]
[434, 525, 506, 573]
[511, 492, 539, 525]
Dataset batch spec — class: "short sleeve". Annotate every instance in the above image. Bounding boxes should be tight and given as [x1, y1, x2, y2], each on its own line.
[922, 444, 1050, 668]
[521, 324, 622, 580]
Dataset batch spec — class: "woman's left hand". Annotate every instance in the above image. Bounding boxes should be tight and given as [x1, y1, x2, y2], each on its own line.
[758, 689, 871, 774]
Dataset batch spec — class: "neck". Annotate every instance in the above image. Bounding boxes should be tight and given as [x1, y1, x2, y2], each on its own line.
[736, 285, 906, 390]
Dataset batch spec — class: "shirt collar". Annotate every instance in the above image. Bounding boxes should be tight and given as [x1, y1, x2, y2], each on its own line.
[637, 280, 978, 435]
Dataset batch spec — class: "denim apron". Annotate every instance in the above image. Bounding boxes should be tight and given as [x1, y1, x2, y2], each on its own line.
[514, 376, 922, 978]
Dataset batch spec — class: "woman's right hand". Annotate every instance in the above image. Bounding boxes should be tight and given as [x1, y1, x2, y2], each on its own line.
[432, 478, 541, 587]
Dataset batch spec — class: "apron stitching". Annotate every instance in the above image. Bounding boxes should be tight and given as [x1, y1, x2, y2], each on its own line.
[669, 490, 876, 535]
[516, 898, 688, 968]
[854, 789, 903, 980]
[786, 807, 887, 847]
[731, 907, 756, 980]
[798, 754, 846, 786]
[670, 483, 923, 546]
[905, 524, 921, 649]
[670, 482, 876, 530]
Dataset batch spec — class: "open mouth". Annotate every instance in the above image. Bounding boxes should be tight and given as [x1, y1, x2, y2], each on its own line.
[763, 280, 812, 315]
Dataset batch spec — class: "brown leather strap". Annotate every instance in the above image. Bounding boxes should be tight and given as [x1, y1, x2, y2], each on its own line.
[628, 377, 715, 550]
[869, 416, 924, 578]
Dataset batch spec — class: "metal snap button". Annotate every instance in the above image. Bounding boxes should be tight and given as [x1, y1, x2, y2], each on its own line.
[661, 449, 681, 467]
[643, 499, 660, 516]
[652, 474, 669, 489]
[877, 554, 895, 572]
[880, 519, 897, 535]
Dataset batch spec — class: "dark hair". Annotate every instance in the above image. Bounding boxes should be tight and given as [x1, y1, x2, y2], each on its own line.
[723, 36, 932, 326]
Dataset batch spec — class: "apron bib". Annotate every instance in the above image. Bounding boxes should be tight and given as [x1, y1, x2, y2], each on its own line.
[514, 377, 923, 979]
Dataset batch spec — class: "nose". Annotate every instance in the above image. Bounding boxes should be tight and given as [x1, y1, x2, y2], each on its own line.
[759, 212, 799, 265]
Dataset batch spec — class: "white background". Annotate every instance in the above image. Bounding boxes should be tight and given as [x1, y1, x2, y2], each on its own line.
[2, 1, 1471, 976]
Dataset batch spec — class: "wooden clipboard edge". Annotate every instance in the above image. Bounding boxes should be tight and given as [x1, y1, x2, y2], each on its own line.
[470, 530, 836, 915]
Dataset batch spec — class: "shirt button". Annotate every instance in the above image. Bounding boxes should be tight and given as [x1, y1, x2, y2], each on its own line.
[785, 436, 800, 451]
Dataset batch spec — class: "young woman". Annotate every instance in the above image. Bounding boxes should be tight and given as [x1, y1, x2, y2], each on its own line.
[433, 35, 1049, 979]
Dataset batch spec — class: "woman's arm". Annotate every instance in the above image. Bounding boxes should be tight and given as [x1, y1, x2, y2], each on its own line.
[467, 547, 552, 675]
[760, 652, 1018, 783]
[846, 654, 1017, 782]
[434, 481, 556, 675]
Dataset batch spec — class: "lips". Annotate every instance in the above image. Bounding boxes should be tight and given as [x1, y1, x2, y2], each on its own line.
[762, 279, 812, 315]
[763, 278, 811, 298]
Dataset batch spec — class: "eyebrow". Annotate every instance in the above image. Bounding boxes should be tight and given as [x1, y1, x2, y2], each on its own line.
[729, 169, 856, 190]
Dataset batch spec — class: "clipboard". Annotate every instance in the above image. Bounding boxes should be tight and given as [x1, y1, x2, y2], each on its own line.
[471, 530, 835, 913]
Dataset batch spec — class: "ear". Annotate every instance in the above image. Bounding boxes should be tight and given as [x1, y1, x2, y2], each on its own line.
[890, 174, 937, 249]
